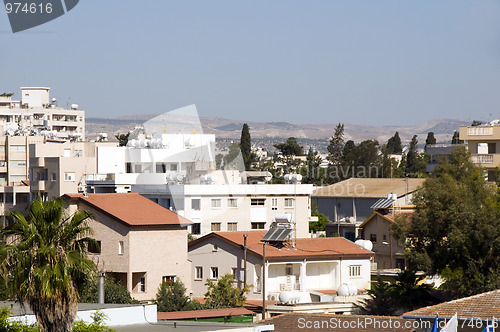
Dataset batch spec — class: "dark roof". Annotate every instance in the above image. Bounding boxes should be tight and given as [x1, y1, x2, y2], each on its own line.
[157, 307, 254, 320]
[257, 313, 417, 331]
[189, 231, 374, 260]
[63, 193, 192, 226]
[404, 289, 500, 320]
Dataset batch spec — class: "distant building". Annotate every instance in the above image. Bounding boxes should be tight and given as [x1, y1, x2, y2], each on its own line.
[460, 121, 500, 181]
[63, 193, 192, 302]
[358, 210, 413, 270]
[425, 144, 465, 173]
[0, 87, 85, 141]
[188, 231, 373, 304]
[312, 178, 425, 241]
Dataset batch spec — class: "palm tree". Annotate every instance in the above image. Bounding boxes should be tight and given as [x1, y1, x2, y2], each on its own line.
[0, 197, 96, 332]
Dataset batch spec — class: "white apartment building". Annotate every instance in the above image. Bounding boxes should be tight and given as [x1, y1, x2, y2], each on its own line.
[86, 133, 314, 237]
[0, 87, 85, 141]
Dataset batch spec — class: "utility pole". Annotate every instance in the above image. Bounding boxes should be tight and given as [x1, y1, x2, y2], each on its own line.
[262, 242, 266, 319]
[243, 234, 247, 288]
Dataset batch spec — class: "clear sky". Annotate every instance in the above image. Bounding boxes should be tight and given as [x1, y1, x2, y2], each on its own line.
[1, 1, 500, 125]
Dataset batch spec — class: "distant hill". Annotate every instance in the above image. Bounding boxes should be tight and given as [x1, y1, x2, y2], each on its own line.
[86, 116, 469, 146]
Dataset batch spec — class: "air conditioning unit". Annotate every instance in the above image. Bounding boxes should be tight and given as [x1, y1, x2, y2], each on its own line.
[268, 295, 276, 301]
[77, 186, 85, 193]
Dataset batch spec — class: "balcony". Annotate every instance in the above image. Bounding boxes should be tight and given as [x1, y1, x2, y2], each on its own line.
[471, 154, 494, 164]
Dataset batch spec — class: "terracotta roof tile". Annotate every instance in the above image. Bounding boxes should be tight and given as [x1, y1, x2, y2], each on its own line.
[190, 231, 374, 260]
[313, 178, 425, 198]
[63, 193, 192, 226]
[257, 313, 417, 331]
[157, 307, 254, 320]
[404, 289, 500, 320]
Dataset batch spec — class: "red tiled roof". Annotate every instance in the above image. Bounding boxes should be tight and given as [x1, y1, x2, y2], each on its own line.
[157, 307, 254, 320]
[63, 193, 192, 226]
[189, 231, 374, 260]
[404, 289, 500, 319]
[257, 313, 417, 331]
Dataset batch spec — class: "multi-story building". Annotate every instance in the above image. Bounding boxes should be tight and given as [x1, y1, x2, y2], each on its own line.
[459, 121, 500, 180]
[29, 141, 116, 200]
[0, 87, 85, 141]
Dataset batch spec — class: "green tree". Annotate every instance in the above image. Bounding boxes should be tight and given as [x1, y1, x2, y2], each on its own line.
[405, 135, 419, 176]
[78, 276, 139, 304]
[0, 306, 38, 332]
[274, 137, 303, 156]
[114, 133, 129, 147]
[340, 140, 381, 179]
[0, 198, 96, 332]
[392, 147, 500, 297]
[389, 269, 433, 313]
[327, 123, 345, 165]
[424, 132, 436, 152]
[154, 279, 203, 312]
[387, 132, 403, 154]
[309, 204, 330, 233]
[451, 131, 463, 145]
[240, 124, 252, 170]
[471, 120, 483, 126]
[302, 148, 324, 185]
[357, 277, 396, 316]
[204, 274, 250, 308]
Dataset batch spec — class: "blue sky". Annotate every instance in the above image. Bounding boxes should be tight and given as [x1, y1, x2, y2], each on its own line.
[1, 0, 500, 125]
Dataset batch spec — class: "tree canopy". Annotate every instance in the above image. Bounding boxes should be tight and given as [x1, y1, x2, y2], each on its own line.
[155, 279, 203, 312]
[204, 274, 250, 308]
[392, 147, 500, 297]
[240, 124, 254, 170]
[387, 132, 403, 154]
[327, 123, 344, 165]
[274, 137, 303, 156]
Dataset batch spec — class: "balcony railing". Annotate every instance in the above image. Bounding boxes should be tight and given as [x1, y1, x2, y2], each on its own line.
[471, 154, 494, 164]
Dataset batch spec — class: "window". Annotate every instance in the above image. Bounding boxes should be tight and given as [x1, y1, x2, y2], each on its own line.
[118, 241, 124, 255]
[370, 234, 377, 243]
[156, 163, 167, 173]
[88, 241, 101, 254]
[284, 198, 294, 208]
[64, 172, 75, 182]
[74, 150, 83, 157]
[211, 222, 221, 232]
[251, 198, 265, 206]
[140, 277, 146, 292]
[271, 198, 278, 210]
[195, 267, 203, 280]
[10, 160, 26, 167]
[192, 223, 201, 235]
[227, 222, 238, 232]
[227, 198, 238, 208]
[170, 164, 178, 171]
[251, 222, 265, 229]
[162, 275, 175, 284]
[10, 145, 26, 152]
[51, 172, 56, 181]
[211, 267, 219, 279]
[211, 199, 221, 208]
[191, 199, 201, 210]
[349, 265, 361, 277]
[212, 244, 218, 252]
[383, 234, 387, 241]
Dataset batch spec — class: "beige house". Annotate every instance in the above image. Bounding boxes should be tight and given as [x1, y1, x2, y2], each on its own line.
[63, 192, 192, 302]
[459, 122, 500, 181]
[358, 211, 411, 270]
[188, 231, 373, 303]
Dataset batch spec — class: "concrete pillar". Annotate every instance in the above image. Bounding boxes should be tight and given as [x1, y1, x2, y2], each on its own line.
[127, 271, 133, 294]
[300, 261, 307, 291]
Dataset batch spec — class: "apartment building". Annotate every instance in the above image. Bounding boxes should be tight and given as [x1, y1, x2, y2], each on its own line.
[459, 121, 500, 180]
[0, 87, 85, 141]
[29, 141, 116, 200]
